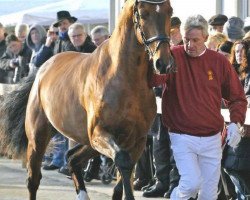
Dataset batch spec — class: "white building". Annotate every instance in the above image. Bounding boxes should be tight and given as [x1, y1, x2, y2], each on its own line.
[110, 0, 250, 32]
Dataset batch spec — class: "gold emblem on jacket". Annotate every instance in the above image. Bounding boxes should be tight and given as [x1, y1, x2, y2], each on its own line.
[208, 70, 213, 80]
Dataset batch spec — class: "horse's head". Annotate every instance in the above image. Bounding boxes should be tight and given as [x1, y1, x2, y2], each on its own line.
[133, 0, 176, 74]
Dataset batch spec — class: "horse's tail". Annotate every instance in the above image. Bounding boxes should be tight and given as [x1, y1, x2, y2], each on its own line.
[0, 73, 36, 158]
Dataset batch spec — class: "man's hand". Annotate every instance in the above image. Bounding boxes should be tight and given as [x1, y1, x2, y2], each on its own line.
[9, 59, 19, 69]
[226, 122, 242, 148]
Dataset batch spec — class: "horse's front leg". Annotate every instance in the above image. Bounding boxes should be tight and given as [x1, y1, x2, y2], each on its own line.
[67, 144, 99, 200]
[91, 126, 135, 200]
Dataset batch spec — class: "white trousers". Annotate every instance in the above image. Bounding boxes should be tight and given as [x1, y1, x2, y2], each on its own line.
[169, 132, 222, 200]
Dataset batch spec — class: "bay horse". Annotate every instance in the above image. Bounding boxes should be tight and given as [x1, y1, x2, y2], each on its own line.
[0, 0, 174, 199]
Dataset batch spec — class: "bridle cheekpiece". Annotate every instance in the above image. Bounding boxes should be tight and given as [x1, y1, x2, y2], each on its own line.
[133, 0, 170, 59]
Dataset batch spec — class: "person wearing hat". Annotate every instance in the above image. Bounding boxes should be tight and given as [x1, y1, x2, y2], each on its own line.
[52, 10, 77, 54]
[208, 14, 228, 33]
[223, 16, 245, 42]
[42, 11, 77, 173]
[170, 16, 183, 46]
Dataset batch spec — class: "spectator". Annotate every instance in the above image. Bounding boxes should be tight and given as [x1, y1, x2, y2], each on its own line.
[90, 25, 109, 46]
[53, 10, 76, 54]
[205, 32, 227, 51]
[0, 23, 6, 57]
[170, 17, 183, 46]
[230, 40, 244, 77]
[0, 22, 7, 82]
[56, 22, 97, 177]
[68, 23, 96, 52]
[43, 10, 78, 172]
[26, 24, 47, 75]
[223, 17, 245, 42]
[15, 23, 29, 43]
[32, 24, 59, 68]
[0, 34, 30, 83]
[142, 112, 171, 198]
[150, 14, 247, 200]
[208, 14, 228, 33]
[223, 38, 250, 200]
[218, 40, 234, 61]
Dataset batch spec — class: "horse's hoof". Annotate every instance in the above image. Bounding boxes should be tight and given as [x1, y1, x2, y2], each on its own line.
[75, 190, 90, 200]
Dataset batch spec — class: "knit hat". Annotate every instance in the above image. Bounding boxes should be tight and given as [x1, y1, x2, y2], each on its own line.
[223, 17, 245, 40]
[208, 14, 228, 26]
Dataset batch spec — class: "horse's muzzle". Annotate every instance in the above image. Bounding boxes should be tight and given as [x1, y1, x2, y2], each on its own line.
[155, 54, 176, 74]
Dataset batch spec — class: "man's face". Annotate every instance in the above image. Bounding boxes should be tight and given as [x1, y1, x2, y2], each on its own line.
[8, 41, 22, 55]
[170, 27, 182, 46]
[211, 25, 224, 33]
[183, 28, 207, 57]
[30, 29, 42, 45]
[58, 19, 72, 33]
[69, 28, 87, 47]
[91, 33, 107, 46]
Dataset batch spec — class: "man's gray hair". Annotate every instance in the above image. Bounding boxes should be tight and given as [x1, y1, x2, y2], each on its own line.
[68, 23, 86, 36]
[90, 25, 109, 37]
[183, 14, 208, 36]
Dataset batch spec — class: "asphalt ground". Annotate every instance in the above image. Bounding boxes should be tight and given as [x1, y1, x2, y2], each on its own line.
[0, 157, 168, 200]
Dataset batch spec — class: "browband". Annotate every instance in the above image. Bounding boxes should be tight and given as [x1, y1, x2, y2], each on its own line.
[137, 0, 167, 4]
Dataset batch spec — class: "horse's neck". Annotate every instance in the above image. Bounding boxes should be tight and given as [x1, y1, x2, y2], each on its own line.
[108, 5, 148, 78]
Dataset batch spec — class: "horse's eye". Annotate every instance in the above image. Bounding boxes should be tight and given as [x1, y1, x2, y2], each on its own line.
[139, 12, 149, 20]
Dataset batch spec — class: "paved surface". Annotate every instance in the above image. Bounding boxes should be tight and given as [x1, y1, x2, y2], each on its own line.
[0, 157, 168, 200]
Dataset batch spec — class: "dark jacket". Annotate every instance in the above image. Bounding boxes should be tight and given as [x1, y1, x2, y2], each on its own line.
[0, 39, 6, 57]
[26, 24, 47, 75]
[74, 36, 96, 53]
[0, 43, 31, 83]
[223, 72, 250, 171]
[53, 33, 75, 54]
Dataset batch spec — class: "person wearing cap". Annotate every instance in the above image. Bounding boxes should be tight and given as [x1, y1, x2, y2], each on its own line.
[150, 14, 247, 200]
[53, 10, 77, 54]
[223, 16, 245, 42]
[170, 16, 183, 46]
[42, 11, 77, 173]
[208, 14, 228, 33]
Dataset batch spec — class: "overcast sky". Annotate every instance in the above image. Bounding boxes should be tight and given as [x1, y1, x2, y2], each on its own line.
[0, 0, 62, 16]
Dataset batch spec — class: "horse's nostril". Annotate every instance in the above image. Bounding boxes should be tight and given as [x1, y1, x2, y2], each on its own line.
[155, 59, 163, 70]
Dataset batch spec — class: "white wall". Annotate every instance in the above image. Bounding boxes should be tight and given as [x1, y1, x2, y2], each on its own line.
[170, 0, 217, 22]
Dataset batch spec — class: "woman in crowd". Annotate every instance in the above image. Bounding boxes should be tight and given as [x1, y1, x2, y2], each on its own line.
[26, 24, 47, 75]
[223, 38, 250, 200]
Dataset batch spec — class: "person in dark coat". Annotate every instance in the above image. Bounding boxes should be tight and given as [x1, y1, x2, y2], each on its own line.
[42, 11, 77, 172]
[26, 24, 47, 75]
[52, 10, 76, 54]
[68, 23, 96, 53]
[0, 34, 31, 83]
[56, 22, 97, 176]
[223, 38, 250, 200]
[208, 14, 228, 33]
[0, 23, 6, 57]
